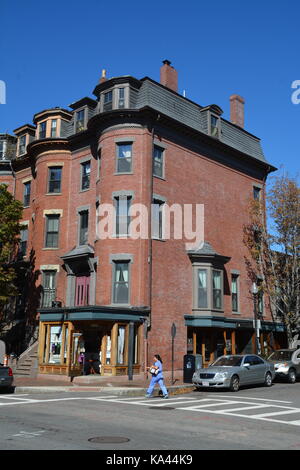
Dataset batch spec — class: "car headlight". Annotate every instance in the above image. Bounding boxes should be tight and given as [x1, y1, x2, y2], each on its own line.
[214, 372, 228, 379]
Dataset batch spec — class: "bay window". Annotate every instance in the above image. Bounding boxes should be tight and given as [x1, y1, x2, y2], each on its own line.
[198, 269, 208, 308]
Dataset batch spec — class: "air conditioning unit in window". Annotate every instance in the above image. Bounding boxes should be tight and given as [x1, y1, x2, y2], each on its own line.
[52, 301, 62, 308]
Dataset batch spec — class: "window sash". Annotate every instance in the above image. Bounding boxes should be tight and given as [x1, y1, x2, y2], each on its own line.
[152, 201, 163, 239]
[48, 167, 62, 193]
[39, 122, 47, 139]
[42, 271, 56, 307]
[198, 269, 208, 308]
[213, 270, 222, 309]
[81, 162, 91, 190]
[117, 144, 132, 173]
[45, 215, 60, 248]
[210, 115, 219, 137]
[153, 146, 163, 177]
[113, 262, 129, 304]
[253, 187, 261, 200]
[231, 275, 239, 312]
[118, 88, 125, 108]
[75, 110, 85, 132]
[117, 326, 126, 364]
[103, 91, 113, 111]
[79, 211, 89, 245]
[19, 227, 28, 256]
[51, 119, 57, 137]
[0, 141, 4, 159]
[19, 136, 26, 155]
[115, 196, 131, 236]
[23, 182, 31, 206]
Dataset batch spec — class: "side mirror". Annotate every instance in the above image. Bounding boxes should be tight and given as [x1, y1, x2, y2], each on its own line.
[243, 363, 250, 368]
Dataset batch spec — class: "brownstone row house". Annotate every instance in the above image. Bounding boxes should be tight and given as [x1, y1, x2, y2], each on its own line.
[0, 61, 287, 377]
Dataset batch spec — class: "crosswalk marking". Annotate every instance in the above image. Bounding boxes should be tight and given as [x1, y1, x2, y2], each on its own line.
[252, 408, 300, 418]
[218, 404, 274, 413]
[1, 393, 300, 428]
[216, 395, 293, 404]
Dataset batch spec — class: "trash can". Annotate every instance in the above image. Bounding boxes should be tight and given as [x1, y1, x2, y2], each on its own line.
[183, 354, 202, 383]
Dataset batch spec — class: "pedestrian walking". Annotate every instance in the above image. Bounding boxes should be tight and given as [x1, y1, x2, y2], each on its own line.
[145, 354, 169, 399]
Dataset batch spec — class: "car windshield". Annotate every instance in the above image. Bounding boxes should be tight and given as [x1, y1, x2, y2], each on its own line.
[211, 356, 243, 367]
[268, 350, 293, 361]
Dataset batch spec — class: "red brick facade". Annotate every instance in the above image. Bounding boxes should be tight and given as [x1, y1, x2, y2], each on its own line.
[0, 62, 286, 377]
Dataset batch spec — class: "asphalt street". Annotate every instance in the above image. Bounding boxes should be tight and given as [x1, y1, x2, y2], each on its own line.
[1, 381, 300, 451]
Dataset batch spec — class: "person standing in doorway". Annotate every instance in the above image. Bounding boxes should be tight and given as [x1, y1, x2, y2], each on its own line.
[145, 354, 169, 399]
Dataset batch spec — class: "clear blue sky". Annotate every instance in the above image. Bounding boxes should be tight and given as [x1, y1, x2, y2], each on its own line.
[1, 0, 299, 179]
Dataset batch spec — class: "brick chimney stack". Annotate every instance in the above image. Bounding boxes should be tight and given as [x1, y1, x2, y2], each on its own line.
[230, 94, 245, 128]
[160, 60, 178, 93]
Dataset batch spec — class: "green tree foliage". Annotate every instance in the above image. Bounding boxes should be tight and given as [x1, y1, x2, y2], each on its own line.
[244, 175, 300, 346]
[0, 184, 23, 310]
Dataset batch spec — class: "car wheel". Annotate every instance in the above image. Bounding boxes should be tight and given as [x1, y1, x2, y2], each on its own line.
[264, 372, 272, 387]
[229, 375, 240, 392]
[288, 369, 296, 384]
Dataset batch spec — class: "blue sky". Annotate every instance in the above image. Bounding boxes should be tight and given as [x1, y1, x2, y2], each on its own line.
[1, 0, 299, 180]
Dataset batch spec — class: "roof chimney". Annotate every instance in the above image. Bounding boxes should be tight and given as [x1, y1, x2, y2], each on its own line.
[230, 94, 245, 128]
[99, 69, 107, 84]
[160, 60, 178, 93]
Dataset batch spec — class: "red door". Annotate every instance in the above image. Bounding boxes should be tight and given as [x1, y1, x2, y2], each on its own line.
[75, 275, 90, 306]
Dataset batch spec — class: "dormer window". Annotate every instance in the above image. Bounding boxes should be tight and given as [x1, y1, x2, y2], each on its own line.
[210, 114, 220, 138]
[118, 88, 125, 109]
[18, 135, 26, 156]
[0, 140, 6, 160]
[75, 109, 85, 133]
[103, 91, 113, 111]
[51, 119, 57, 137]
[99, 85, 129, 112]
[39, 121, 47, 139]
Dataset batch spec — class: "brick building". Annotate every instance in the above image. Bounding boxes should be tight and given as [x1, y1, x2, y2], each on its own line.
[0, 61, 286, 377]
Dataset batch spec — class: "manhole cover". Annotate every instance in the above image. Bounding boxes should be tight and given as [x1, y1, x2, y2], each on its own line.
[148, 407, 175, 410]
[88, 437, 130, 444]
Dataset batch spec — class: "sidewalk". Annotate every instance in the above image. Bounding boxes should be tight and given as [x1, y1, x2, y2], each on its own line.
[12, 371, 196, 397]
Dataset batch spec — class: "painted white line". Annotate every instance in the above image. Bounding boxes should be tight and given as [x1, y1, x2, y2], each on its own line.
[216, 395, 293, 404]
[251, 408, 300, 418]
[106, 396, 196, 401]
[0, 396, 36, 402]
[84, 395, 118, 399]
[219, 404, 274, 413]
[0, 394, 29, 398]
[188, 401, 237, 409]
[289, 420, 300, 425]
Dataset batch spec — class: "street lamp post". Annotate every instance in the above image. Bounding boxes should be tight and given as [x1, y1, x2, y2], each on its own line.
[251, 282, 260, 355]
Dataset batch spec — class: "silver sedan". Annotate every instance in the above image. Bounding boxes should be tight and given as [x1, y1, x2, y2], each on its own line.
[192, 354, 275, 392]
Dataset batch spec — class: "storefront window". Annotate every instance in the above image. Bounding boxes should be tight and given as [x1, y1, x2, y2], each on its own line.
[64, 327, 68, 364]
[117, 326, 126, 364]
[133, 325, 139, 364]
[49, 326, 62, 364]
[106, 335, 111, 364]
[71, 333, 83, 367]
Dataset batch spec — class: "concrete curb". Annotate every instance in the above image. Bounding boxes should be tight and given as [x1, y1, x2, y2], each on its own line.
[14, 384, 195, 396]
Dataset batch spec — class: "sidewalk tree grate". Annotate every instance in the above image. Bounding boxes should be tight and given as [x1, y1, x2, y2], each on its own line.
[88, 437, 130, 444]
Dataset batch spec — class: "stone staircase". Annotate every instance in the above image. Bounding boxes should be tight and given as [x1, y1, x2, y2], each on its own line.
[11, 341, 39, 377]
